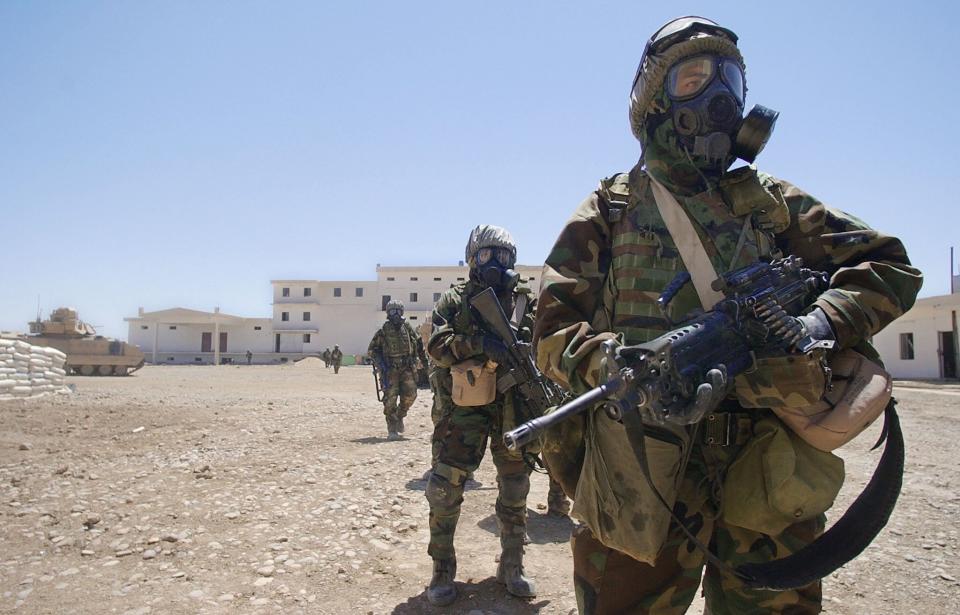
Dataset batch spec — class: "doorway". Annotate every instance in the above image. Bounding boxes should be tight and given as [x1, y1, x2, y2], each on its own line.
[201, 332, 213, 352]
[939, 331, 957, 379]
[275, 334, 281, 353]
[219, 332, 228, 352]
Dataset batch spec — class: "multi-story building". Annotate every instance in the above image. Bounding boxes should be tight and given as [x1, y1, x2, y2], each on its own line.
[126, 264, 542, 364]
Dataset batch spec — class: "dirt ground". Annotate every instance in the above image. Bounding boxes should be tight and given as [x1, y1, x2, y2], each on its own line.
[0, 363, 958, 615]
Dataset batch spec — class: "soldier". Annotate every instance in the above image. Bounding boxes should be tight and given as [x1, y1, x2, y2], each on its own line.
[330, 345, 342, 374]
[368, 300, 428, 440]
[533, 16, 922, 615]
[424, 224, 537, 606]
[322, 347, 331, 368]
[245, 349, 252, 365]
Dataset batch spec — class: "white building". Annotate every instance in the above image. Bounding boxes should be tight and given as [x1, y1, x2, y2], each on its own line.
[126, 264, 542, 364]
[125, 308, 273, 365]
[873, 293, 959, 380]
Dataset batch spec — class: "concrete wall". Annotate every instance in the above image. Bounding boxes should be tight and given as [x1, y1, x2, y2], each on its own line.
[129, 320, 274, 364]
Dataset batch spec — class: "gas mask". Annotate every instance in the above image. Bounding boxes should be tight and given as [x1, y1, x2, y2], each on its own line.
[666, 54, 778, 167]
[473, 246, 519, 291]
[385, 300, 405, 324]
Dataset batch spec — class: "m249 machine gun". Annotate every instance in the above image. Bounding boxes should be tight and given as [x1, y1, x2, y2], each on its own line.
[504, 256, 831, 450]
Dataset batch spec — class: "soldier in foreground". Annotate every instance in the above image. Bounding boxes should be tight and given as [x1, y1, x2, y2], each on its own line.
[330, 345, 342, 374]
[368, 300, 427, 440]
[533, 16, 922, 614]
[424, 225, 537, 606]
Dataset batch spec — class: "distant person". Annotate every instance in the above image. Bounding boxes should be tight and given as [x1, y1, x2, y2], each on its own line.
[330, 345, 343, 374]
[245, 349, 252, 365]
[368, 300, 428, 440]
[322, 348, 332, 368]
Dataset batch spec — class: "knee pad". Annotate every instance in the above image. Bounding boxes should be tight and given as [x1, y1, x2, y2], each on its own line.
[426, 474, 463, 510]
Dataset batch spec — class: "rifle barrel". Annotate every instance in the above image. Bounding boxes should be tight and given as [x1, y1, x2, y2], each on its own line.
[503, 378, 620, 450]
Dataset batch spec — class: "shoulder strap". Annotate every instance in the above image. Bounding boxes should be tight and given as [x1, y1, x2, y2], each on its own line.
[648, 175, 725, 309]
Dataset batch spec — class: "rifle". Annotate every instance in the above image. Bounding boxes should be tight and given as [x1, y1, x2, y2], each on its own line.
[371, 357, 390, 402]
[503, 255, 832, 451]
[468, 287, 566, 419]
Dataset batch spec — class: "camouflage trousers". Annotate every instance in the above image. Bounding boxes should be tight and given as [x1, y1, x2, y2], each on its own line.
[429, 368, 453, 466]
[382, 365, 418, 429]
[572, 437, 824, 615]
[425, 400, 531, 560]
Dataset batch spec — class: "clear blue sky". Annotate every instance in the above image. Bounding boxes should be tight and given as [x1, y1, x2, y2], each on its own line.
[1, 1, 956, 339]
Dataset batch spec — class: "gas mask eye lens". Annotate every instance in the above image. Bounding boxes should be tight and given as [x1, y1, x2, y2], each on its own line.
[667, 56, 715, 100]
[475, 248, 493, 265]
[495, 247, 515, 267]
[721, 61, 745, 104]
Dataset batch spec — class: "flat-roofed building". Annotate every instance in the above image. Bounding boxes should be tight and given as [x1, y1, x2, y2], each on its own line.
[125, 307, 273, 365]
[873, 292, 960, 380]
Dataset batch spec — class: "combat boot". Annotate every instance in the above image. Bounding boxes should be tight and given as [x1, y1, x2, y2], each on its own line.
[386, 417, 399, 441]
[496, 545, 536, 598]
[547, 490, 570, 518]
[396, 417, 405, 433]
[426, 557, 457, 606]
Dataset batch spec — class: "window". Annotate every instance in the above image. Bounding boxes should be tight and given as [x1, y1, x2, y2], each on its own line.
[381, 295, 391, 310]
[254, 326, 262, 331]
[282, 287, 290, 297]
[899, 333, 915, 360]
[410, 316, 418, 320]
[410, 276, 418, 281]
[456, 277, 465, 281]
[169, 325, 177, 330]
[140, 325, 148, 330]
[433, 277, 442, 281]
[387, 276, 395, 281]
[304, 288, 312, 297]
[355, 287, 364, 297]
[333, 287, 342, 297]
[410, 292, 418, 302]
[167, 357, 174, 361]
[433, 292, 441, 302]
[303, 334, 311, 343]
[194, 357, 202, 362]
[281, 312, 289, 322]
[303, 312, 311, 321]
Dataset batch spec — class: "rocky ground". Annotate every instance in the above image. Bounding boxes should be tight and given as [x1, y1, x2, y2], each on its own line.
[0, 363, 957, 614]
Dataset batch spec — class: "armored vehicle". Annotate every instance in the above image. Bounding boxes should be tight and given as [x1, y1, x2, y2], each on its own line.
[22, 308, 145, 376]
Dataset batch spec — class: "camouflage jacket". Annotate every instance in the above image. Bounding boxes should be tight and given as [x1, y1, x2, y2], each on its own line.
[367, 320, 426, 366]
[534, 164, 923, 395]
[428, 279, 535, 373]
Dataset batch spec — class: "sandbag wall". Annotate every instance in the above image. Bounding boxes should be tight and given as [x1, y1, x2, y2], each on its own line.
[0, 339, 70, 400]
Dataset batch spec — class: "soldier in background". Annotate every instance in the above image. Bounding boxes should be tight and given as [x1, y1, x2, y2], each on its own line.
[424, 224, 537, 606]
[245, 349, 252, 365]
[322, 347, 331, 368]
[330, 345, 342, 374]
[368, 300, 427, 440]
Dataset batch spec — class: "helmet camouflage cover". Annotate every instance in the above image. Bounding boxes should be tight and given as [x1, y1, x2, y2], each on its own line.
[464, 224, 517, 266]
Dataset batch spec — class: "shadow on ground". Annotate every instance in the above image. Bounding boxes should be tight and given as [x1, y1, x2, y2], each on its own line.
[349, 436, 410, 444]
[478, 511, 574, 545]
[390, 577, 552, 614]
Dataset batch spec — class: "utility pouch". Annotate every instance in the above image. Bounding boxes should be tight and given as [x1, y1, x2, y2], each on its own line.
[723, 416, 845, 536]
[572, 408, 689, 564]
[734, 352, 828, 410]
[769, 349, 892, 452]
[450, 358, 497, 406]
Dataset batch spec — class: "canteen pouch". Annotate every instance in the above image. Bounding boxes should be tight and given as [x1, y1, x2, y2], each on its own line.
[450, 358, 497, 406]
[770, 349, 892, 452]
[722, 416, 845, 536]
[572, 408, 689, 564]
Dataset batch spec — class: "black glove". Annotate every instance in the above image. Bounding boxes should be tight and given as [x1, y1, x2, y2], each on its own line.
[771, 307, 836, 352]
[481, 335, 512, 365]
